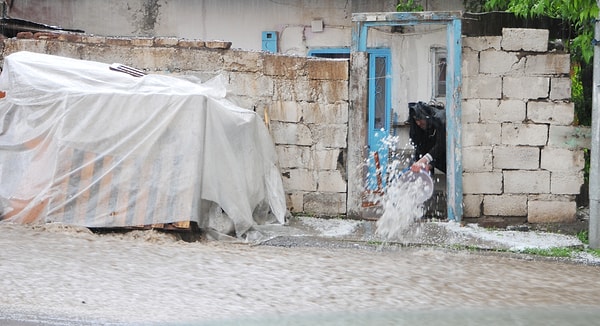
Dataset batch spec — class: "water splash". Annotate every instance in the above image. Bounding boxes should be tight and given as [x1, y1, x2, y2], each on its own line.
[363, 134, 434, 241]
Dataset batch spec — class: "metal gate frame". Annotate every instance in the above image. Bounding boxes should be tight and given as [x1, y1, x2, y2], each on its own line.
[347, 11, 463, 221]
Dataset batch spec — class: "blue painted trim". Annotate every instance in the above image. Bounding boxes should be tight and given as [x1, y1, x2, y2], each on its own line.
[352, 13, 463, 221]
[308, 48, 350, 56]
[445, 18, 463, 222]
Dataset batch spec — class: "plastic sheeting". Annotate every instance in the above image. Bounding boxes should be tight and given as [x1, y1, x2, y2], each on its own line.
[0, 51, 286, 237]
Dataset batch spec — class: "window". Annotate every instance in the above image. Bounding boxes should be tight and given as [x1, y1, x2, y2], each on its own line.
[431, 47, 446, 99]
[308, 48, 350, 59]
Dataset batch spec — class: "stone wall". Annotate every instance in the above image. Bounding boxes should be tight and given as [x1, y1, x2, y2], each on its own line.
[461, 28, 588, 224]
[0, 32, 350, 217]
[0, 28, 589, 223]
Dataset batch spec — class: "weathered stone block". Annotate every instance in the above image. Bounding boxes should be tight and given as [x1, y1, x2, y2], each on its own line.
[463, 172, 503, 194]
[528, 195, 576, 223]
[153, 37, 179, 47]
[130, 37, 154, 47]
[270, 101, 303, 123]
[281, 169, 316, 191]
[222, 50, 263, 72]
[484, 195, 527, 216]
[306, 59, 348, 80]
[462, 76, 502, 99]
[503, 76, 549, 99]
[310, 124, 347, 149]
[461, 48, 479, 77]
[501, 28, 549, 52]
[481, 99, 526, 123]
[501, 123, 548, 146]
[463, 123, 502, 147]
[462, 35, 502, 51]
[263, 54, 306, 78]
[315, 149, 341, 170]
[276, 145, 312, 169]
[461, 99, 480, 123]
[540, 147, 585, 171]
[480, 50, 524, 75]
[463, 146, 493, 172]
[286, 191, 304, 212]
[525, 53, 570, 75]
[270, 121, 312, 146]
[550, 77, 571, 100]
[548, 125, 591, 149]
[551, 171, 584, 195]
[504, 170, 550, 194]
[314, 79, 349, 103]
[463, 194, 483, 217]
[493, 145, 539, 170]
[304, 102, 349, 124]
[317, 170, 347, 192]
[228, 72, 274, 98]
[303, 192, 346, 216]
[527, 101, 574, 125]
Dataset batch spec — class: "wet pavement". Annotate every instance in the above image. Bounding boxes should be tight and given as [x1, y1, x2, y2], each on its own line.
[1, 217, 599, 325]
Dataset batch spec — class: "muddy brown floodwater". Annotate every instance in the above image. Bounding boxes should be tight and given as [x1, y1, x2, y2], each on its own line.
[1, 223, 599, 325]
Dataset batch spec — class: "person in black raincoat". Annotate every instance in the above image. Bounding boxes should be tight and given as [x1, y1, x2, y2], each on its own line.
[408, 101, 446, 174]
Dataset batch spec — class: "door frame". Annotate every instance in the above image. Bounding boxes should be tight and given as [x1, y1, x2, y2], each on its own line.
[348, 11, 463, 221]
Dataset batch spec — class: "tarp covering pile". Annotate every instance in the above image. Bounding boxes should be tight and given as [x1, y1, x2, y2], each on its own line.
[0, 51, 286, 237]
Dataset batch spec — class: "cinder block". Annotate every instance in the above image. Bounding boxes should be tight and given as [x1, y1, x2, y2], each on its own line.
[525, 53, 570, 75]
[501, 123, 548, 146]
[550, 77, 571, 100]
[527, 101, 574, 125]
[551, 171, 584, 195]
[462, 76, 502, 99]
[504, 170, 550, 194]
[303, 192, 346, 215]
[502, 28, 549, 52]
[481, 99, 526, 123]
[463, 172, 503, 194]
[463, 194, 483, 217]
[540, 147, 585, 171]
[493, 145, 539, 170]
[463, 123, 502, 147]
[461, 48, 479, 77]
[503, 76, 549, 99]
[461, 99, 480, 123]
[304, 102, 349, 124]
[480, 50, 524, 75]
[317, 170, 347, 192]
[528, 196, 576, 223]
[548, 125, 591, 149]
[483, 195, 527, 216]
[463, 146, 493, 172]
[462, 35, 502, 51]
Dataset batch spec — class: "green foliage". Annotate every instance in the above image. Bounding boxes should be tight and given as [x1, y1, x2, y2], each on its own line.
[521, 247, 573, 257]
[396, 0, 424, 12]
[578, 229, 589, 244]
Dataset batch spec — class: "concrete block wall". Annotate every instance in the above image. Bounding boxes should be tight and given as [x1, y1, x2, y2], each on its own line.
[0, 32, 350, 218]
[462, 28, 586, 224]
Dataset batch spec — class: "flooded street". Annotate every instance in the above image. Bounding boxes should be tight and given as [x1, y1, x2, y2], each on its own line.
[1, 223, 600, 325]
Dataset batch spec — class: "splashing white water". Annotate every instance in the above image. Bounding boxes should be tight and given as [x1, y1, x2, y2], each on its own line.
[375, 170, 432, 240]
[364, 134, 434, 241]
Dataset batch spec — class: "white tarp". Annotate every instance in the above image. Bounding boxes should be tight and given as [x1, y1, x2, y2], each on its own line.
[0, 51, 286, 237]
